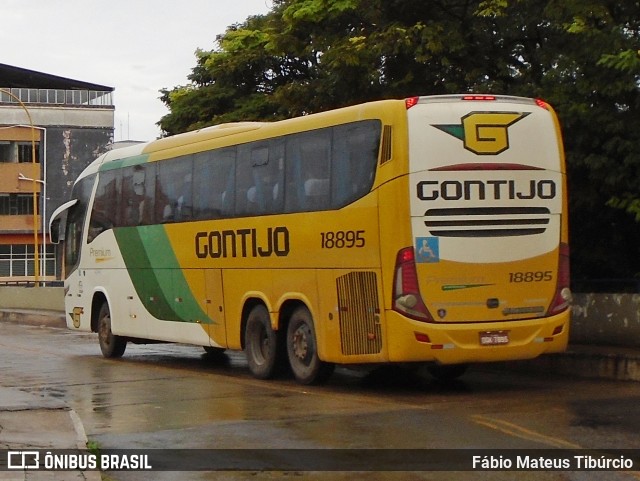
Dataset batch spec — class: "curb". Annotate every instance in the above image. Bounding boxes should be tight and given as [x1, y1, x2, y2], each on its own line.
[491, 345, 640, 382]
[69, 409, 90, 450]
[67, 409, 103, 481]
[0, 309, 66, 328]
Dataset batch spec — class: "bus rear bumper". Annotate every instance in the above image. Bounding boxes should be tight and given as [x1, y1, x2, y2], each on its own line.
[386, 310, 570, 365]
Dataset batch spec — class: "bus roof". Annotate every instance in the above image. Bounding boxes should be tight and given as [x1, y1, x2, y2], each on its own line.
[92, 100, 405, 170]
[143, 122, 264, 154]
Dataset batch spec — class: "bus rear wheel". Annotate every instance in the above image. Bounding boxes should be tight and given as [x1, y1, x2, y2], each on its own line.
[286, 307, 334, 385]
[97, 302, 127, 358]
[244, 304, 280, 379]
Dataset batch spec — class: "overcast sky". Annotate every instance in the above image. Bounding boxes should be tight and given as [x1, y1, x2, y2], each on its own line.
[1, 0, 272, 141]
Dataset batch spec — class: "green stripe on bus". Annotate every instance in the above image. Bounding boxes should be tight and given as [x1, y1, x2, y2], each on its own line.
[114, 226, 213, 324]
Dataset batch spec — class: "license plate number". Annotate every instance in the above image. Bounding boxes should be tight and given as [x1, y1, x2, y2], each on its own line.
[479, 330, 510, 346]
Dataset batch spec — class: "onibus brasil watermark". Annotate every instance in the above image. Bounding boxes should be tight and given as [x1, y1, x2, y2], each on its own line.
[6, 451, 151, 471]
[2, 449, 638, 472]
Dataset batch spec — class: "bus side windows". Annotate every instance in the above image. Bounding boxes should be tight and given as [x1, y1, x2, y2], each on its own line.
[90, 163, 158, 238]
[193, 147, 236, 220]
[236, 140, 284, 217]
[331, 120, 380, 208]
[253, 139, 284, 215]
[283, 121, 380, 213]
[85, 119, 382, 232]
[193, 151, 215, 220]
[120, 164, 156, 227]
[286, 130, 331, 212]
[157, 156, 193, 223]
[235, 144, 254, 217]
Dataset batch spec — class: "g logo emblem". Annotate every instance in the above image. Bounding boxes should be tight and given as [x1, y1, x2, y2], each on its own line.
[71, 306, 83, 328]
[434, 112, 529, 155]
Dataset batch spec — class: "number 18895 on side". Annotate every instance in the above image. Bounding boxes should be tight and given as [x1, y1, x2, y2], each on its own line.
[320, 230, 365, 249]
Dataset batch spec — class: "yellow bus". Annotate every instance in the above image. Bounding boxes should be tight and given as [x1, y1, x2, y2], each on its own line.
[50, 94, 571, 384]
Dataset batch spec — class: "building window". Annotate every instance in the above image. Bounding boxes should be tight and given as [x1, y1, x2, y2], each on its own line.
[0, 244, 55, 278]
[0, 140, 40, 163]
[0, 244, 34, 277]
[0, 141, 10, 162]
[0, 87, 113, 107]
[17, 142, 40, 163]
[42, 244, 56, 277]
[0, 194, 39, 215]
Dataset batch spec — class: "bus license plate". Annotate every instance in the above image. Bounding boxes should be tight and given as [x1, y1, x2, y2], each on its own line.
[479, 330, 510, 346]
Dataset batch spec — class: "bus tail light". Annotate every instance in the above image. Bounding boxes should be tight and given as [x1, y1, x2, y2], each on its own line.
[462, 95, 496, 101]
[393, 247, 434, 322]
[535, 98, 550, 110]
[548, 243, 571, 315]
[405, 97, 420, 109]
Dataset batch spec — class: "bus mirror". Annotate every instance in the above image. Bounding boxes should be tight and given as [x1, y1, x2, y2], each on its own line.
[49, 199, 77, 245]
[49, 218, 61, 244]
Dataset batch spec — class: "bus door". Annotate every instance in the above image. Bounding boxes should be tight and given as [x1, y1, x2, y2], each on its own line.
[167, 267, 226, 348]
[204, 268, 227, 348]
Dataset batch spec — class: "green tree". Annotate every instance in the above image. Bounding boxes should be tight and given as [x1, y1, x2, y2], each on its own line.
[159, 0, 640, 282]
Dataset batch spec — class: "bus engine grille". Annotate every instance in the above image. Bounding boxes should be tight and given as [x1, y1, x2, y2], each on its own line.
[424, 207, 551, 237]
[336, 271, 382, 356]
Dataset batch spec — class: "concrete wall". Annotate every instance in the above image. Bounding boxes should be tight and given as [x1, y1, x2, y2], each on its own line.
[571, 293, 640, 347]
[0, 286, 63, 311]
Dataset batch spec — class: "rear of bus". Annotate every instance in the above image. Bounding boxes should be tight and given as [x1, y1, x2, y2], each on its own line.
[388, 95, 570, 365]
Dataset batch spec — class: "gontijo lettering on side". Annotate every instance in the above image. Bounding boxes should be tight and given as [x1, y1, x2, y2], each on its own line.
[195, 226, 290, 259]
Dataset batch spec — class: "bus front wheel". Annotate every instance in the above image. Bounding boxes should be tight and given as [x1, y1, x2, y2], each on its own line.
[244, 305, 280, 379]
[286, 307, 334, 385]
[97, 303, 127, 358]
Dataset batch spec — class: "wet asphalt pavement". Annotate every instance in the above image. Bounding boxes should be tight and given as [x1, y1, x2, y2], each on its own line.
[1, 321, 639, 481]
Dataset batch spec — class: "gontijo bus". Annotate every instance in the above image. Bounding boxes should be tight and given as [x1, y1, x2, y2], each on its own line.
[50, 94, 571, 385]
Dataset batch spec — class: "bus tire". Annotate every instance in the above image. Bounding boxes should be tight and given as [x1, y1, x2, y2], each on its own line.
[97, 302, 127, 359]
[286, 306, 334, 385]
[244, 304, 279, 379]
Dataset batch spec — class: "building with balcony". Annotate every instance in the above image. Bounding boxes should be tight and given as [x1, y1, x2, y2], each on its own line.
[0, 63, 114, 281]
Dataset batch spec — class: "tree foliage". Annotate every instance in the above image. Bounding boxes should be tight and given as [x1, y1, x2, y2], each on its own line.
[159, 0, 640, 282]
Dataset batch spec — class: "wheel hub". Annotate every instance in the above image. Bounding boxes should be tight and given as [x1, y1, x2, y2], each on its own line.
[292, 327, 309, 361]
